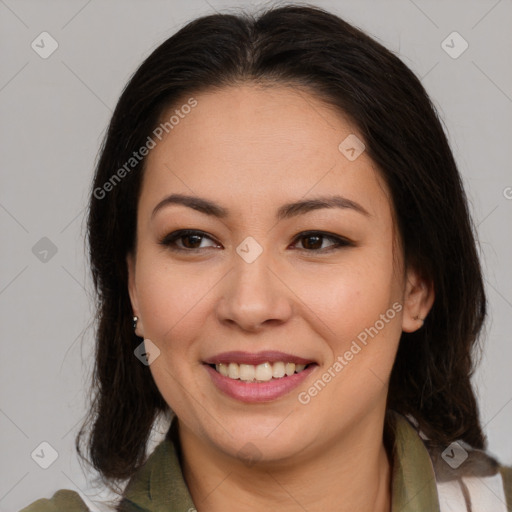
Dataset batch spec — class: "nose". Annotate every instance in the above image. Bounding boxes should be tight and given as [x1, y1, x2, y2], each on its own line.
[215, 245, 293, 332]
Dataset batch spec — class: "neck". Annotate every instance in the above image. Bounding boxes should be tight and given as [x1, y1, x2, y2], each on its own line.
[178, 410, 393, 512]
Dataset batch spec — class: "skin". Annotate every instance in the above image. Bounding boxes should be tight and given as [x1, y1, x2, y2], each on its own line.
[127, 83, 434, 512]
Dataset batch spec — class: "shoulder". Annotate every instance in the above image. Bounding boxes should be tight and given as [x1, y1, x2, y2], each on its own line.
[421, 431, 512, 510]
[500, 464, 512, 509]
[392, 411, 512, 510]
[19, 489, 89, 512]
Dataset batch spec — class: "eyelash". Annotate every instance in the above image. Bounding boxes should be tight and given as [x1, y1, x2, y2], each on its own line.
[158, 229, 353, 253]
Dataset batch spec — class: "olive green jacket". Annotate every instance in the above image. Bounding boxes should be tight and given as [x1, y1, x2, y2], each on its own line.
[20, 411, 512, 511]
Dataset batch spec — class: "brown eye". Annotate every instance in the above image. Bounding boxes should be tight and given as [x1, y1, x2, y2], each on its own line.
[301, 234, 323, 250]
[159, 230, 219, 251]
[179, 233, 204, 249]
[159, 229, 352, 254]
[292, 231, 352, 252]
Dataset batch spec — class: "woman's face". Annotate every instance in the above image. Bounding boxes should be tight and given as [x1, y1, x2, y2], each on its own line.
[127, 84, 431, 464]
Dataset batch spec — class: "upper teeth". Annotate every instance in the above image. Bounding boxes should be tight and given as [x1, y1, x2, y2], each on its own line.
[215, 362, 307, 382]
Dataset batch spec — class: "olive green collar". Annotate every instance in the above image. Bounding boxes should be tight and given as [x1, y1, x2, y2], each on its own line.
[388, 410, 440, 512]
[120, 411, 440, 511]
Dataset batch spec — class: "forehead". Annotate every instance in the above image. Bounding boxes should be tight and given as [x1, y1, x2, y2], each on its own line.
[140, 84, 391, 218]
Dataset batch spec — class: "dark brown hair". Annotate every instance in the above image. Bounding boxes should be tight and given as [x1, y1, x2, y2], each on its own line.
[78, 2, 487, 495]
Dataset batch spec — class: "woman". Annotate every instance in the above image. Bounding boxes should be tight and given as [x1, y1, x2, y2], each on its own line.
[20, 4, 512, 511]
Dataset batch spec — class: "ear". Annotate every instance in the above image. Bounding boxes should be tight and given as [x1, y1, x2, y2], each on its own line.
[126, 252, 144, 338]
[401, 267, 434, 333]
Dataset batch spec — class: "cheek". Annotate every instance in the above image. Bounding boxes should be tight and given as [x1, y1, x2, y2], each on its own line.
[134, 230, 401, 360]
[134, 253, 217, 353]
[134, 257, 211, 408]
[304, 266, 403, 404]
[297, 249, 400, 341]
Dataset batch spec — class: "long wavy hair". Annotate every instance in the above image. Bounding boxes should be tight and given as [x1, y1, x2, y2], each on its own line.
[78, 2, 487, 497]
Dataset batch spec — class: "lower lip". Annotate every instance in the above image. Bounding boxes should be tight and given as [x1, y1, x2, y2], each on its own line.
[204, 364, 317, 403]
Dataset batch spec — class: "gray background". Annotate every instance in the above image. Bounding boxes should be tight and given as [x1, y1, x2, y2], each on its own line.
[1, 0, 511, 510]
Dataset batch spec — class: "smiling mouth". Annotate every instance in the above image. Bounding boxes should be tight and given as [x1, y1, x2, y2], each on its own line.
[207, 362, 315, 382]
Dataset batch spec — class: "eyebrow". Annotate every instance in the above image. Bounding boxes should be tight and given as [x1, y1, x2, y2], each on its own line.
[151, 193, 370, 221]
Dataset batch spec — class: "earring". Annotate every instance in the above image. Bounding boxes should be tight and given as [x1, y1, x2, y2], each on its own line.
[133, 316, 138, 330]
[414, 315, 424, 325]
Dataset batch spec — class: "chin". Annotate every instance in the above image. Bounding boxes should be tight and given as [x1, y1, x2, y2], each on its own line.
[222, 433, 310, 467]
[201, 413, 315, 463]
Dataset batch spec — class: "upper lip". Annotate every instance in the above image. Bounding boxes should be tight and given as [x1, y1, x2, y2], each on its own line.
[203, 351, 315, 366]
